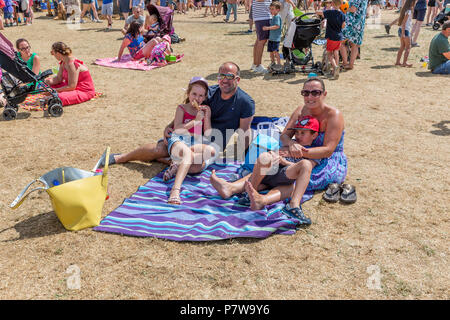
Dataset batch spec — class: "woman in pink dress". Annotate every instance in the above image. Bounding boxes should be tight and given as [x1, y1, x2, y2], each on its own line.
[45, 42, 95, 106]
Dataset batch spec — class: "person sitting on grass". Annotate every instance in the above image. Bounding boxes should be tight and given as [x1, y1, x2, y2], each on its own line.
[117, 21, 145, 61]
[99, 62, 255, 169]
[162, 77, 217, 205]
[428, 20, 450, 74]
[219, 115, 321, 225]
[16, 38, 40, 76]
[210, 77, 348, 224]
[145, 35, 173, 67]
[122, 6, 145, 35]
[45, 42, 96, 106]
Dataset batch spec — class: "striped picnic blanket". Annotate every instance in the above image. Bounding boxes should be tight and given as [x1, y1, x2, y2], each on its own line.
[94, 161, 304, 241]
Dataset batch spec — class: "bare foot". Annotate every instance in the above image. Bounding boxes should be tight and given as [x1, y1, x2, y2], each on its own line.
[245, 181, 265, 211]
[395, 62, 402, 66]
[402, 63, 413, 68]
[210, 170, 233, 199]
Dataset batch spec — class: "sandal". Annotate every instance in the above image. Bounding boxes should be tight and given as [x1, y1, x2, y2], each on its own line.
[100, 153, 120, 167]
[340, 184, 357, 204]
[323, 183, 341, 203]
[167, 188, 181, 205]
[237, 192, 251, 206]
[163, 163, 178, 181]
[282, 204, 311, 226]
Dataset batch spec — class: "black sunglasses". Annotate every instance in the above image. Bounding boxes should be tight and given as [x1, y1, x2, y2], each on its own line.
[301, 89, 323, 97]
[217, 73, 237, 80]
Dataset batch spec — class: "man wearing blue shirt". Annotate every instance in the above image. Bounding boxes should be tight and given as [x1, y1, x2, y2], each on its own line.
[103, 62, 255, 166]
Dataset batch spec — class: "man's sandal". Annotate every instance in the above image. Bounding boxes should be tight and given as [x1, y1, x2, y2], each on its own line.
[323, 183, 341, 203]
[340, 184, 357, 204]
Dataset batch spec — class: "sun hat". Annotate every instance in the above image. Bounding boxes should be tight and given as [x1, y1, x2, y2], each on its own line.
[288, 116, 319, 132]
[162, 34, 171, 44]
[189, 76, 208, 88]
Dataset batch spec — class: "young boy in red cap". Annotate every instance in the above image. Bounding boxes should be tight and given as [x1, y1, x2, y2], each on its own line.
[242, 115, 321, 225]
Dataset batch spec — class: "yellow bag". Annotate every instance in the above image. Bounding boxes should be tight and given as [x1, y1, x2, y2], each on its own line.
[11, 147, 110, 231]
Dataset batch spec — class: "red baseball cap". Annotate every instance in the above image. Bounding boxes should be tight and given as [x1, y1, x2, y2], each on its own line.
[289, 116, 319, 132]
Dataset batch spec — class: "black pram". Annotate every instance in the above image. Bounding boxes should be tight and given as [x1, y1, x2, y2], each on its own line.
[273, 13, 324, 74]
[0, 33, 63, 120]
[432, 5, 450, 30]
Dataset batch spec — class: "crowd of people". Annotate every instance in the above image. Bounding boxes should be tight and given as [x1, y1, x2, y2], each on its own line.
[0, 0, 448, 227]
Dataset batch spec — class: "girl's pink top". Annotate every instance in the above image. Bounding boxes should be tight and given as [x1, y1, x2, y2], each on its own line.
[179, 104, 203, 136]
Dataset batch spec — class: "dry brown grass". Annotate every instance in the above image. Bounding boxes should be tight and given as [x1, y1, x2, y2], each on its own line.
[0, 8, 449, 300]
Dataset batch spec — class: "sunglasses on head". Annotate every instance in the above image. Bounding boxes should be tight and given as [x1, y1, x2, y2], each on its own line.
[217, 73, 237, 80]
[301, 89, 323, 97]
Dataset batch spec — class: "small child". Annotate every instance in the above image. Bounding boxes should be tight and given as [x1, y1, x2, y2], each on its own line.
[163, 77, 216, 205]
[146, 34, 173, 66]
[101, 0, 113, 31]
[243, 115, 321, 223]
[146, 14, 160, 37]
[4, 0, 14, 27]
[263, 1, 283, 71]
[395, 0, 416, 67]
[317, 0, 346, 79]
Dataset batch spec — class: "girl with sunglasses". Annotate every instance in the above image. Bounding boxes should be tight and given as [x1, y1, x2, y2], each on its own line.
[163, 77, 217, 205]
[211, 77, 348, 223]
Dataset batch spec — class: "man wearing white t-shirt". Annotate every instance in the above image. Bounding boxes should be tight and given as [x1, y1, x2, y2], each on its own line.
[250, 0, 272, 73]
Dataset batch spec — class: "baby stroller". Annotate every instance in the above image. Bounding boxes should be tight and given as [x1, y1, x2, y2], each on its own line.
[144, 4, 174, 42]
[432, 4, 450, 30]
[273, 13, 324, 75]
[0, 34, 62, 121]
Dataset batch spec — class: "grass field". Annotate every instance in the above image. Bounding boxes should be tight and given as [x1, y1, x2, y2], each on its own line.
[0, 7, 448, 299]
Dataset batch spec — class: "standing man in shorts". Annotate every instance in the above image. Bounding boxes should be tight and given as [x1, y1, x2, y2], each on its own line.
[410, 0, 427, 47]
[250, 0, 272, 73]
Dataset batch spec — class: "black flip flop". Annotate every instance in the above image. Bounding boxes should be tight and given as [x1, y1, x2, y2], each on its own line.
[100, 153, 120, 167]
[323, 183, 341, 203]
[340, 184, 357, 204]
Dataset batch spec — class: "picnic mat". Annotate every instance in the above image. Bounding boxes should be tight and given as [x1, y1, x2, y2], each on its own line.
[94, 161, 314, 241]
[94, 54, 184, 71]
[19, 92, 104, 111]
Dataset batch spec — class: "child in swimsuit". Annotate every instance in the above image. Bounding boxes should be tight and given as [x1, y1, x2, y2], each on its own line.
[163, 77, 217, 205]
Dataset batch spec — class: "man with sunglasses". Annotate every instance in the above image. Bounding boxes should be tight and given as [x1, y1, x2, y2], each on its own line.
[102, 61, 255, 166]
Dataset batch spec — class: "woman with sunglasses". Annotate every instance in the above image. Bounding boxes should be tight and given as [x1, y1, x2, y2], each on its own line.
[16, 39, 40, 76]
[210, 77, 347, 223]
